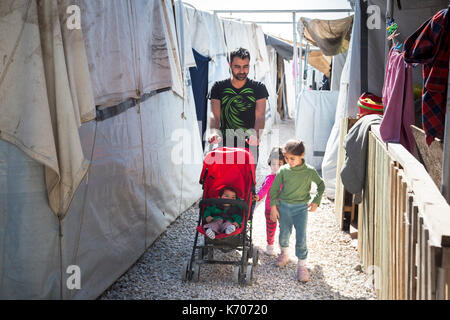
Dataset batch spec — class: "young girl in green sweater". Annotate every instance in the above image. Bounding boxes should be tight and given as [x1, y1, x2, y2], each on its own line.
[269, 139, 325, 282]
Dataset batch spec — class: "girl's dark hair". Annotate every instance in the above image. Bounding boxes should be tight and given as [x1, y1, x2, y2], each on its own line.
[268, 147, 285, 166]
[219, 186, 237, 197]
[230, 47, 250, 63]
[283, 139, 305, 156]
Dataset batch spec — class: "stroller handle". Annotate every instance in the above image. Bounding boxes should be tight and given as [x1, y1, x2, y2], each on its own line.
[199, 198, 249, 212]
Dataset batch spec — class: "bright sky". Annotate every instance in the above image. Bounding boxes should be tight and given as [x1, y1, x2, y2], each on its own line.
[183, 0, 353, 41]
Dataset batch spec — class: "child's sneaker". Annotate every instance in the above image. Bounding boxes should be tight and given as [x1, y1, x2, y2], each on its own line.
[266, 244, 276, 256]
[225, 224, 236, 234]
[205, 228, 215, 240]
[297, 265, 310, 282]
[276, 250, 289, 267]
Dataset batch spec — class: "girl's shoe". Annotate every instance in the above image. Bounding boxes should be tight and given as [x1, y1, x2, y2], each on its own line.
[205, 228, 215, 240]
[266, 244, 276, 256]
[297, 265, 310, 282]
[276, 251, 289, 267]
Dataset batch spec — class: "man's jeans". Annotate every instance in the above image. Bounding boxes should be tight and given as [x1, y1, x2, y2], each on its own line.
[278, 201, 308, 260]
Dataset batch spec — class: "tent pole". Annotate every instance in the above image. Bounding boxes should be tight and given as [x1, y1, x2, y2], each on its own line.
[293, 12, 299, 119]
[385, 0, 394, 69]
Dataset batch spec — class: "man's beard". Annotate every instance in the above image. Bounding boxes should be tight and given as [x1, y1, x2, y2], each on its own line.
[233, 72, 247, 81]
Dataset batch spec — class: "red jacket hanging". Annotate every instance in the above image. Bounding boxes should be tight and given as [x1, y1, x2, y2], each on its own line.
[403, 8, 449, 145]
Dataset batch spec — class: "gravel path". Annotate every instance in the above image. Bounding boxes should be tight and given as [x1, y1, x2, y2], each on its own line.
[99, 120, 376, 300]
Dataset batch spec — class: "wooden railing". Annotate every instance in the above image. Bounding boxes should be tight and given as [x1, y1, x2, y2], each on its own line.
[335, 119, 450, 299]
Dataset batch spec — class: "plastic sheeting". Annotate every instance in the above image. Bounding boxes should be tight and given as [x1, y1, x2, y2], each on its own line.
[298, 15, 354, 56]
[0, 0, 203, 299]
[79, 0, 173, 107]
[184, 7, 228, 60]
[295, 90, 339, 171]
[0, 91, 203, 300]
[190, 50, 210, 149]
[265, 34, 293, 61]
[331, 52, 347, 91]
[0, 0, 96, 216]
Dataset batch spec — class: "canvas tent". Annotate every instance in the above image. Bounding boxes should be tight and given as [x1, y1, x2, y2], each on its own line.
[320, 0, 449, 198]
[0, 0, 283, 299]
[295, 90, 339, 171]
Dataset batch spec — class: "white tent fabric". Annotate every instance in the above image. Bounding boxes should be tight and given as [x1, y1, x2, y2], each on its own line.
[295, 90, 339, 171]
[0, 0, 202, 299]
[174, 1, 197, 69]
[0, 0, 96, 216]
[80, 0, 173, 107]
[185, 7, 228, 61]
[161, 0, 184, 98]
[331, 52, 347, 91]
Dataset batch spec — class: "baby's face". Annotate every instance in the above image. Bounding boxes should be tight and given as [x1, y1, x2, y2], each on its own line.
[221, 189, 236, 206]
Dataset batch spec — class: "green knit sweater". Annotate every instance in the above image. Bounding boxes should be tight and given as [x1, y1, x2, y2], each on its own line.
[203, 204, 243, 227]
[269, 161, 325, 207]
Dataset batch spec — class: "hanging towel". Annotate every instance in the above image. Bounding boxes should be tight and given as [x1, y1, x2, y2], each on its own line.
[340, 114, 383, 204]
[403, 8, 449, 145]
[380, 47, 415, 153]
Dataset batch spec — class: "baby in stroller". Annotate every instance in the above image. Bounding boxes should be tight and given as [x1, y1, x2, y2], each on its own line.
[203, 186, 243, 240]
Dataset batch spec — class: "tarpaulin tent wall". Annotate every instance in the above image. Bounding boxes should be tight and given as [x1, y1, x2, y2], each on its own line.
[0, 0, 203, 299]
[295, 90, 339, 171]
[321, 0, 449, 198]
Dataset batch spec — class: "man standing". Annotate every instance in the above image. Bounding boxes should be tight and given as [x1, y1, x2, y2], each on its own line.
[208, 47, 269, 164]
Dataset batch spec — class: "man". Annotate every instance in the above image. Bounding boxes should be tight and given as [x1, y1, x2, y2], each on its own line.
[208, 47, 269, 164]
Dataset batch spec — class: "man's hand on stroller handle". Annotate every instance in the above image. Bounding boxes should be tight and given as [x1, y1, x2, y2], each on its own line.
[208, 128, 222, 144]
[245, 134, 259, 146]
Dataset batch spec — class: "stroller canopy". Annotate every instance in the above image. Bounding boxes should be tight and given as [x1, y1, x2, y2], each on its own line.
[200, 147, 256, 201]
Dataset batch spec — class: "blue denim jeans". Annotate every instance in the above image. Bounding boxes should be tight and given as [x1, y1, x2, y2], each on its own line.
[278, 201, 308, 260]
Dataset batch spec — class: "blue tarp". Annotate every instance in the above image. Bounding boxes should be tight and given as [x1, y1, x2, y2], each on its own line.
[189, 49, 210, 149]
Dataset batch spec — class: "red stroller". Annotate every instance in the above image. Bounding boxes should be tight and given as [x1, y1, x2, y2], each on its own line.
[181, 147, 259, 285]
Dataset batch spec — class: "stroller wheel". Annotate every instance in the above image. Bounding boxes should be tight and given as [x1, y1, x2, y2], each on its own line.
[207, 248, 214, 261]
[233, 266, 242, 284]
[252, 248, 259, 265]
[246, 246, 253, 261]
[192, 263, 200, 282]
[181, 260, 191, 281]
[198, 247, 206, 260]
[245, 265, 254, 285]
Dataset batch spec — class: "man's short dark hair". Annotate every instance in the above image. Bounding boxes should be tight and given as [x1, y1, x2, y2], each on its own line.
[230, 48, 250, 64]
[283, 139, 305, 156]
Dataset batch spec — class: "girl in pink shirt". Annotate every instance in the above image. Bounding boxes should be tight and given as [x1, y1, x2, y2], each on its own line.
[254, 147, 285, 255]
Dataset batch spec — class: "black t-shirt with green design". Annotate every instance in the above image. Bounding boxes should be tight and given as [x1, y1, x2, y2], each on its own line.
[209, 78, 269, 136]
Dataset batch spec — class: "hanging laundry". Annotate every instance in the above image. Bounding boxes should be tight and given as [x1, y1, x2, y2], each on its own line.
[380, 47, 415, 153]
[403, 8, 449, 145]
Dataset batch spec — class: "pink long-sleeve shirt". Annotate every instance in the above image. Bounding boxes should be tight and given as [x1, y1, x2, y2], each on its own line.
[257, 173, 282, 212]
